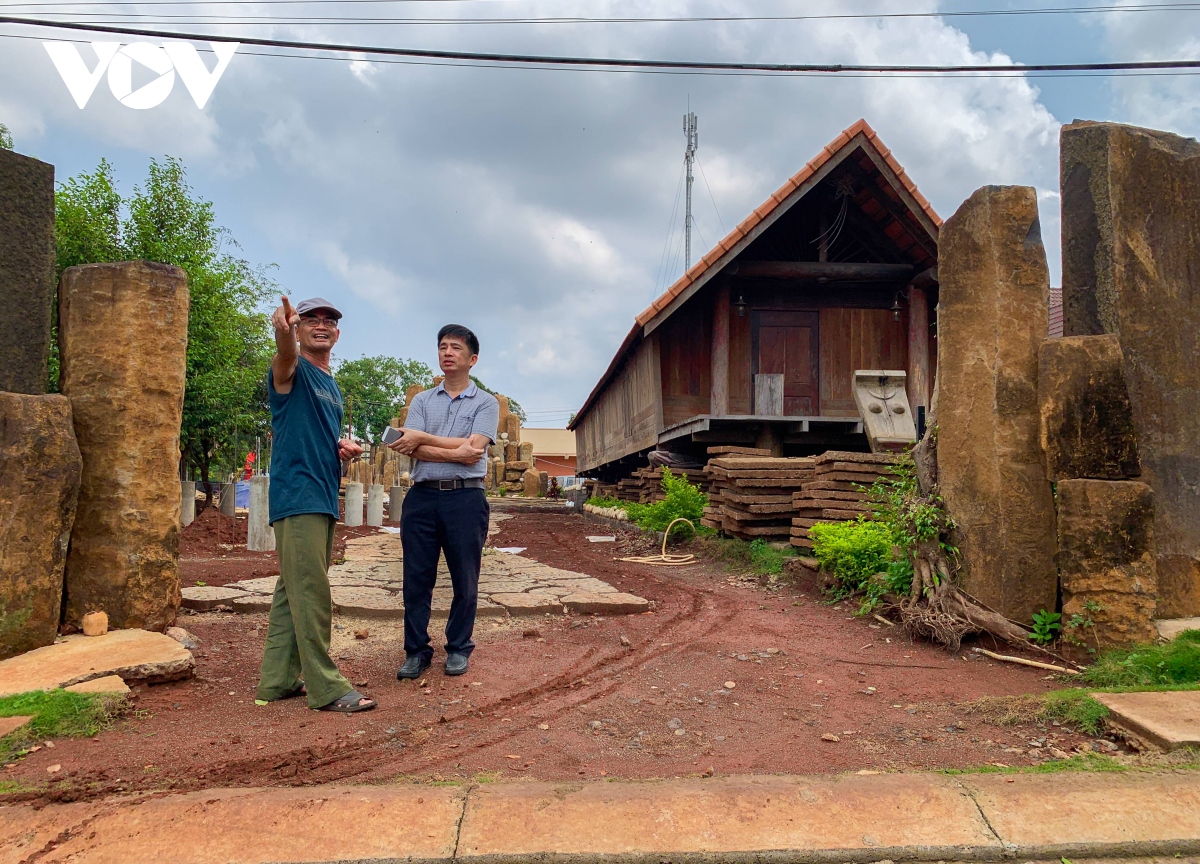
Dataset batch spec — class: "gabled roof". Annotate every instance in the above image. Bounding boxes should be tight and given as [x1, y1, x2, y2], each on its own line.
[570, 119, 941, 431]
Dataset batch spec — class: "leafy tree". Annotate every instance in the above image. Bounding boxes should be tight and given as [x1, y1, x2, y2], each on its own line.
[54, 157, 276, 510]
[0, 123, 12, 150]
[335, 355, 433, 442]
[469, 376, 526, 422]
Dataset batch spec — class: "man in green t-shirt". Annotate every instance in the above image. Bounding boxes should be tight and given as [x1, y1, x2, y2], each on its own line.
[255, 295, 376, 713]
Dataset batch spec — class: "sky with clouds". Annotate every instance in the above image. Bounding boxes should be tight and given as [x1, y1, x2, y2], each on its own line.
[2, 1, 1198, 427]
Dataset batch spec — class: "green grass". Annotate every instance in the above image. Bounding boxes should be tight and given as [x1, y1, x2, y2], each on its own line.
[1079, 629, 1200, 687]
[0, 689, 126, 761]
[964, 689, 1110, 735]
[943, 752, 1129, 776]
[698, 536, 797, 577]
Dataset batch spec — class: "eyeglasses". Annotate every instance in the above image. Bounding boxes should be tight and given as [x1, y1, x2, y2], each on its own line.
[300, 316, 339, 328]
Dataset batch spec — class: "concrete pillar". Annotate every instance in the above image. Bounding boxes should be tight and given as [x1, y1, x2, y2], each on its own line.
[389, 486, 405, 524]
[0, 148, 55, 394]
[180, 481, 196, 527]
[366, 483, 384, 526]
[247, 476, 274, 552]
[344, 481, 364, 527]
[220, 482, 236, 517]
[59, 261, 189, 631]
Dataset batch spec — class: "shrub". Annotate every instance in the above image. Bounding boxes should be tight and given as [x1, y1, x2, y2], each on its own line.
[624, 471, 708, 534]
[808, 517, 897, 604]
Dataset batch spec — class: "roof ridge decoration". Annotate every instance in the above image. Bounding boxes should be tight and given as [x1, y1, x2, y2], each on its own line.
[634, 118, 941, 328]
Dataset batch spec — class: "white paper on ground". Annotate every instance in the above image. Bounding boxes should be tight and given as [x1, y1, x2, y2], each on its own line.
[495, 546, 527, 554]
[379, 526, 403, 534]
[586, 536, 617, 543]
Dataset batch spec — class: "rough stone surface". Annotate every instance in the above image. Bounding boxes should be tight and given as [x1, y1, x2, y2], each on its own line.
[0, 629, 194, 696]
[247, 476, 274, 552]
[490, 593, 563, 616]
[0, 393, 82, 660]
[59, 262, 189, 632]
[1092, 691, 1200, 750]
[230, 595, 273, 614]
[522, 468, 541, 497]
[180, 586, 249, 611]
[936, 185, 1059, 621]
[330, 586, 404, 617]
[1056, 479, 1157, 646]
[65, 674, 130, 695]
[0, 148, 55, 395]
[1038, 334, 1140, 481]
[81, 611, 108, 637]
[1156, 617, 1200, 641]
[562, 592, 651, 615]
[1061, 121, 1200, 617]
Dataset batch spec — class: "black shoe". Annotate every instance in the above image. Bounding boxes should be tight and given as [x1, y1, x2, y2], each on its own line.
[444, 652, 469, 676]
[396, 655, 431, 680]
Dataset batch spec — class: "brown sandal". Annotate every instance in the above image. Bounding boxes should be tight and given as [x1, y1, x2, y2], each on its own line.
[316, 689, 376, 713]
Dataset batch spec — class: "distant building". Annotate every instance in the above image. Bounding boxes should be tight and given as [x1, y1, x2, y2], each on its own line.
[520, 428, 577, 478]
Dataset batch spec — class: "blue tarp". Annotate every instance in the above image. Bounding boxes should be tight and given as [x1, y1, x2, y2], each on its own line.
[235, 480, 251, 508]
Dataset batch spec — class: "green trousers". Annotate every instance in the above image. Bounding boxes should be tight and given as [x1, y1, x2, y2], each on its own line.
[256, 513, 351, 709]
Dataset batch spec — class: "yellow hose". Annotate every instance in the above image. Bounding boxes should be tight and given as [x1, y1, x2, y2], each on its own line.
[616, 517, 698, 566]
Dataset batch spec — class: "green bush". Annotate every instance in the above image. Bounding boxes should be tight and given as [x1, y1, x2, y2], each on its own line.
[1080, 630, 1200, 687]
[624, 471, 708, 534]
[809, 518, 897, 607]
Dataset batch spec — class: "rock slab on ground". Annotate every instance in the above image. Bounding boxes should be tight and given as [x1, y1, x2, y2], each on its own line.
[1055, 479, 1157, 646]
[59, 261, 190, 632]
[0, 393, 82, 660]
[181, 586, 250, 611]
[1156, 617, 1200, 641]
[0, 148, 55, 395]
[1038, 334, 1140, 481]
[936, 185, 1059, 621]
[0, 629, 194, 697]
[0, 715, 34, 739]
[64, 674, 131, 695]
[1092, 690, 1200, 750]
[1061, 121, 1200, 618]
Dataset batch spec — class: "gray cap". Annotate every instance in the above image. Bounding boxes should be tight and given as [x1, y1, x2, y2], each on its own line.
[295, 297, 342, 320]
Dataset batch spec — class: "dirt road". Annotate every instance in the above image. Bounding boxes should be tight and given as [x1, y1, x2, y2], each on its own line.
[5, 506, 1103, 803]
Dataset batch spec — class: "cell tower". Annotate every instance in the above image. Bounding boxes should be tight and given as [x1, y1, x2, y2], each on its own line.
[683, 111, 698, 269]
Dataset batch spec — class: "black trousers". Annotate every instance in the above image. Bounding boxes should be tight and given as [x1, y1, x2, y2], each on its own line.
[400, 485, 489, 661]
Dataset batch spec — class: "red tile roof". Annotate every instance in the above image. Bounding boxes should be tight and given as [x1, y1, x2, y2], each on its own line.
[570, 119, 941, 430]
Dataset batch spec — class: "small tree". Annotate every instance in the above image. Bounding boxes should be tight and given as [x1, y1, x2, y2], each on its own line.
[335, 355, 433, 442]
[0, 123, 12, 150]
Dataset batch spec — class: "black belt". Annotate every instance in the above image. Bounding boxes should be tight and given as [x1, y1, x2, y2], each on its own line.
[416, 478, 485, 491]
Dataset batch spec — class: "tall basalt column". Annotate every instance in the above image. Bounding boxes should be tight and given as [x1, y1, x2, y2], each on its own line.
[1061, 121, 1200, 618]
[0, 149, 55, 394]
[59, 261, 189, 631]
[0, 394, 82, 659]
[936, 186, 1059, 621]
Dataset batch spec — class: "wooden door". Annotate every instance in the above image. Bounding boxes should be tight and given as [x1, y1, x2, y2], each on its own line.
[753, 311, 819, 415]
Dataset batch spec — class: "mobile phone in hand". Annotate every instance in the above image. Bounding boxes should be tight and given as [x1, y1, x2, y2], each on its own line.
[381, 426, 404, 446]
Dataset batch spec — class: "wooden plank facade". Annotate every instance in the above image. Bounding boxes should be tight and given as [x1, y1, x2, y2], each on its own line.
[572, 120, 942, 477]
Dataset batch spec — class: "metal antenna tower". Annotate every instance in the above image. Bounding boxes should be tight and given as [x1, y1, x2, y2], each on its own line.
[683, 111, 698, 269]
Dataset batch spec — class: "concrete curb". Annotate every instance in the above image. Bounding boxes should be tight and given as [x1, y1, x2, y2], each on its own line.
[3, 770, 1200, 863]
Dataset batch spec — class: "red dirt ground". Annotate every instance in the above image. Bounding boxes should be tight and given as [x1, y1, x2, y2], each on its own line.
[5, 506, 1106, 804]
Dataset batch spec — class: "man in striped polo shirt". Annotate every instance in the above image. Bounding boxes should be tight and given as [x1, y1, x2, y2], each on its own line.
[389, 324, 499, 679]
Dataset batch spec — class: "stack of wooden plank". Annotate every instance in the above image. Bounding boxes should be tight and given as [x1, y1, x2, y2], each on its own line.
[706, 456, 816, 540]
[789, 451, 900, 549]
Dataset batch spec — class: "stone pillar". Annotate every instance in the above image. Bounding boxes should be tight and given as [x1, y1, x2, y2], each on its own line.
[180, 481, 196, 528]
[366, 483, 384, 526]
[1038, 334, 1140, 481]
[1061, 121, 1200, 617]
[519, 441, 534, 464]
[504, 414, 521, 443]
[389, 486, 405, 523]
[522, 467, 541, 497]
[344, 482, 364, 527]
[1056, 479, 1157, 647]
[0, 149, 55, 394]
[220, 482, 236, 517]
[0, 393, 82, 659]
[59, 261, 188, 631]
[247, 476, 274, 552]
[936, 186, 1058, 621]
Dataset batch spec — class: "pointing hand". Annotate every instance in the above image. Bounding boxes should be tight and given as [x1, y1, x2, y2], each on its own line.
[272, 296, 299, 334]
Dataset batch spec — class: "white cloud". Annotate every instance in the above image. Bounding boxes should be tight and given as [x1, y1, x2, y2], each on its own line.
[318, 241, 407, 314]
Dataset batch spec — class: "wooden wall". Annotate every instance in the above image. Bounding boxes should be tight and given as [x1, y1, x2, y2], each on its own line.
[574, 336, 663, 473]
[659, 298, 712, 426]
[818, 307, 909, 416]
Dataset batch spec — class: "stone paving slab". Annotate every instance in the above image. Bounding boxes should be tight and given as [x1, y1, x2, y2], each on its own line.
[64, 675, 130, 695]
[0, 716, 32, 739]
[4, 772, 1200, 863]
[959, 770, 1200, 858]
[1155, 617, 1200, 641]
[213, 526, 648, 621]
[1092, 690, 1200, 750]
[0, 630, 194, 697]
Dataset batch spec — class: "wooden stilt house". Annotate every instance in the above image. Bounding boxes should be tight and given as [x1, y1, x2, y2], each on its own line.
[570, 120, 942, 479]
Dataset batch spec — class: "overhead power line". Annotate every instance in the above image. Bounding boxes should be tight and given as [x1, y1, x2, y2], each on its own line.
[5, 15, 1200, 74]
